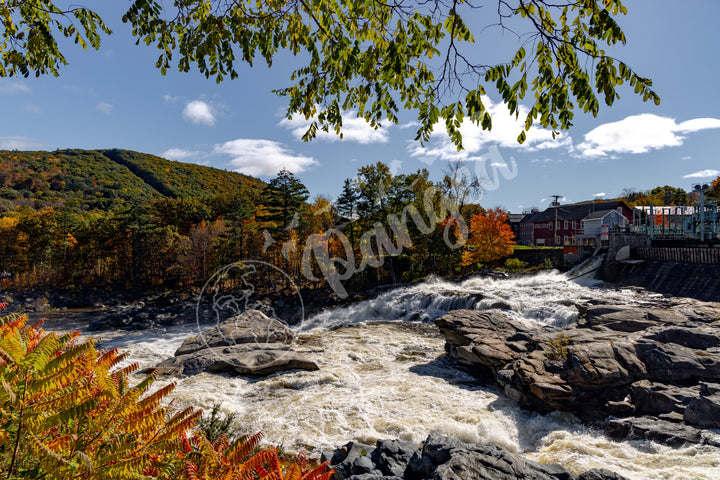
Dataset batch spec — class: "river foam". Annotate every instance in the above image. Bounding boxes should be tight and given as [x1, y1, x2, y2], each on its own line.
[50, 272, 720, 480]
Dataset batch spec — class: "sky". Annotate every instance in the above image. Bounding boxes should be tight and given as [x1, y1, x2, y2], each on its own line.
[1, 1, 719, 213]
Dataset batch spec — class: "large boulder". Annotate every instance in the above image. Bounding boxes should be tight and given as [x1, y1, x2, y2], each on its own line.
[174, 310, 294, 356]
[153, 343, 318, 377]
[153, 310, 317, 377]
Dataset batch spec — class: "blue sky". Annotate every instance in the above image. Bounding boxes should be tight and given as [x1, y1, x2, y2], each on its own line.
[1, 0, 719, 213]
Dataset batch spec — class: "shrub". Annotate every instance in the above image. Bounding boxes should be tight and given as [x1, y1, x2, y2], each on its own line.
[504, 258, 527, 272]
[543, 257, 554, 269]
[0, 304, 333, 480]
[545, 333, 571, 361]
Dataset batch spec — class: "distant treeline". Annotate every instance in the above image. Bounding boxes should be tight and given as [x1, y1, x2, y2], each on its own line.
[0, 153, 516, 295]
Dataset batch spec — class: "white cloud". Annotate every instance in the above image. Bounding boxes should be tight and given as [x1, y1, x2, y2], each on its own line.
[96, 102, 113, 114]
[683, 169, 720, 179]
[0, 136, 45, 150]
[279, 111, 389, 144]
[164, 94, 182, 103]
[213, 139, 318, 176]
[0, 82, 30, 94]
[593, 192, 606, 198]
[183, 100, 216, 126]
[577, 114, 720, 157]
[407, 96, 570, 162]
[162, 148, 205, 162]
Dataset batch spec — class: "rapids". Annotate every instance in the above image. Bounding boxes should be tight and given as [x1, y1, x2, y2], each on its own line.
[47, 271, 720, 479]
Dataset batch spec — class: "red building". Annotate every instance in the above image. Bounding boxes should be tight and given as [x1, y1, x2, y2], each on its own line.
[520, 200, 633, 246]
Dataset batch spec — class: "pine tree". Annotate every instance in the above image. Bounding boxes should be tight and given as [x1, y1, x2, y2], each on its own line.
[335, 178, 359, 246]
[259, 169, 309, 240]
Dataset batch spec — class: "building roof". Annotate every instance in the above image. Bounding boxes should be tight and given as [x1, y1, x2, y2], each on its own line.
[507, 213, 526, 223]
[583, 209, 618, 220]
[523, 200, 628, 223]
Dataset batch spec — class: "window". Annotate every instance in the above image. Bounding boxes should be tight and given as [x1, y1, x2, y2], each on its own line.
[536, 238, 545, 245]
[548, 222, 553, 229]
[564, 221, 569, 230]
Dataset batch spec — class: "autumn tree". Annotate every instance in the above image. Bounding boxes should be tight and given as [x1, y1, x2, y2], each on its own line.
[709, 176, 720, 201]
[4, 2, 658, 147]
[461, 208, 516, 267]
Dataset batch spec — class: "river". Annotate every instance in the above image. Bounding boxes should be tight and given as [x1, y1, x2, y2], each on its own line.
[42, 271, 720, 479]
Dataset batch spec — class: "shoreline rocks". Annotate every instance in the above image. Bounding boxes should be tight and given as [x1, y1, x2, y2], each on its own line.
[436, 303, 720, 447]
[323, 433, 627, 480]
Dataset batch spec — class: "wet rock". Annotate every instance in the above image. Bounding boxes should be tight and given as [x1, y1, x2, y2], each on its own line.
[684, 382, 720, 428]
[331, 433, 623, 480]
[577, 469, 629, 480]
[324, 441, 375, 480]
[370, 439, 416, 477]
[585, 306, 685, 332]
[636, 339, 720, 383]
[630, 380, 697, 416]
[153, 310, 317, 378]
[153, 343, 318, 377]
[604, 416, 708, 448]
[435, 310, 533, 372]
[436, 304, 720, 446]
[174, 310, 293, 356]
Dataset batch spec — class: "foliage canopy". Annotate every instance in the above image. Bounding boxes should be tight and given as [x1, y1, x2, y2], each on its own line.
[2, 1, 659, 148]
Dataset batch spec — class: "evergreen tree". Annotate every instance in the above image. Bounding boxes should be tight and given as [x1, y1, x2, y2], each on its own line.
[335, 178, 359, 246]
[260, 169, 309, 239]
[335, 178, 359, 220]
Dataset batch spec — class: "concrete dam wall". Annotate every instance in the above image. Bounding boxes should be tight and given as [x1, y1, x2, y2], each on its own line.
[605, 260, 720, 302]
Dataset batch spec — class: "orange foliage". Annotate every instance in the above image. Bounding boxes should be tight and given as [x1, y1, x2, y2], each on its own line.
[711, 176, 720, 200]
[461, 208, 515, 266]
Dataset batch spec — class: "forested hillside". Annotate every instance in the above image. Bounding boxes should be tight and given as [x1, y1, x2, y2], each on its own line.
[0, 154, 515, 295]
[0, 149, 263, 211]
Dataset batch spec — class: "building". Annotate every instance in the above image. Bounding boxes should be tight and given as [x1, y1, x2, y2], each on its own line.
[507, 213, 527, 244]
[520, 200, 633, 247]
[580, 209, 628, 239]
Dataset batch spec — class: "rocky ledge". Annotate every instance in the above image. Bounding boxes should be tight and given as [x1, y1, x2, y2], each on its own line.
[323, 432, 626, 480]
[436, 303, 720, 447]
[151, 310, 318, 377]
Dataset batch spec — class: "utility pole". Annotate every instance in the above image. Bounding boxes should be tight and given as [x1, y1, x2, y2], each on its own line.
[551, 195, 562, 246]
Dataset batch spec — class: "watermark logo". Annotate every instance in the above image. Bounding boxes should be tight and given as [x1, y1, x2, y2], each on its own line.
[195, 260, 304, 370]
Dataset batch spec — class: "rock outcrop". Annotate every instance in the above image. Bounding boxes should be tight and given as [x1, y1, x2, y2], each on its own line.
[436, 303, 720, 447]
[152, 310, 318, 377]
[323, 433, 627, 480]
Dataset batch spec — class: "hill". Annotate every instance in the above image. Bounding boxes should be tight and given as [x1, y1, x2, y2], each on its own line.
[0, 149, 263, 211]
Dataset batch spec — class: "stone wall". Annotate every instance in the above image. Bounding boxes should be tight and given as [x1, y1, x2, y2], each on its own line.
[510, 247, 564, 268]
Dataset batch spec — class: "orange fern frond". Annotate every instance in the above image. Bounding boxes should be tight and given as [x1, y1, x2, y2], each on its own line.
[235, 448, 278, 478]
[212, 434, 230, 454]
[282, 463, 302, 480]
[225, 431, 264, 464]
[301, 462, 334, 480]
[96, 348, 129, 370]
[137, 381, 176, 410]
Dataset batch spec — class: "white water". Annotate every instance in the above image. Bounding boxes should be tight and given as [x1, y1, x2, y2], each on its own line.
[52, 271, 720, 479]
